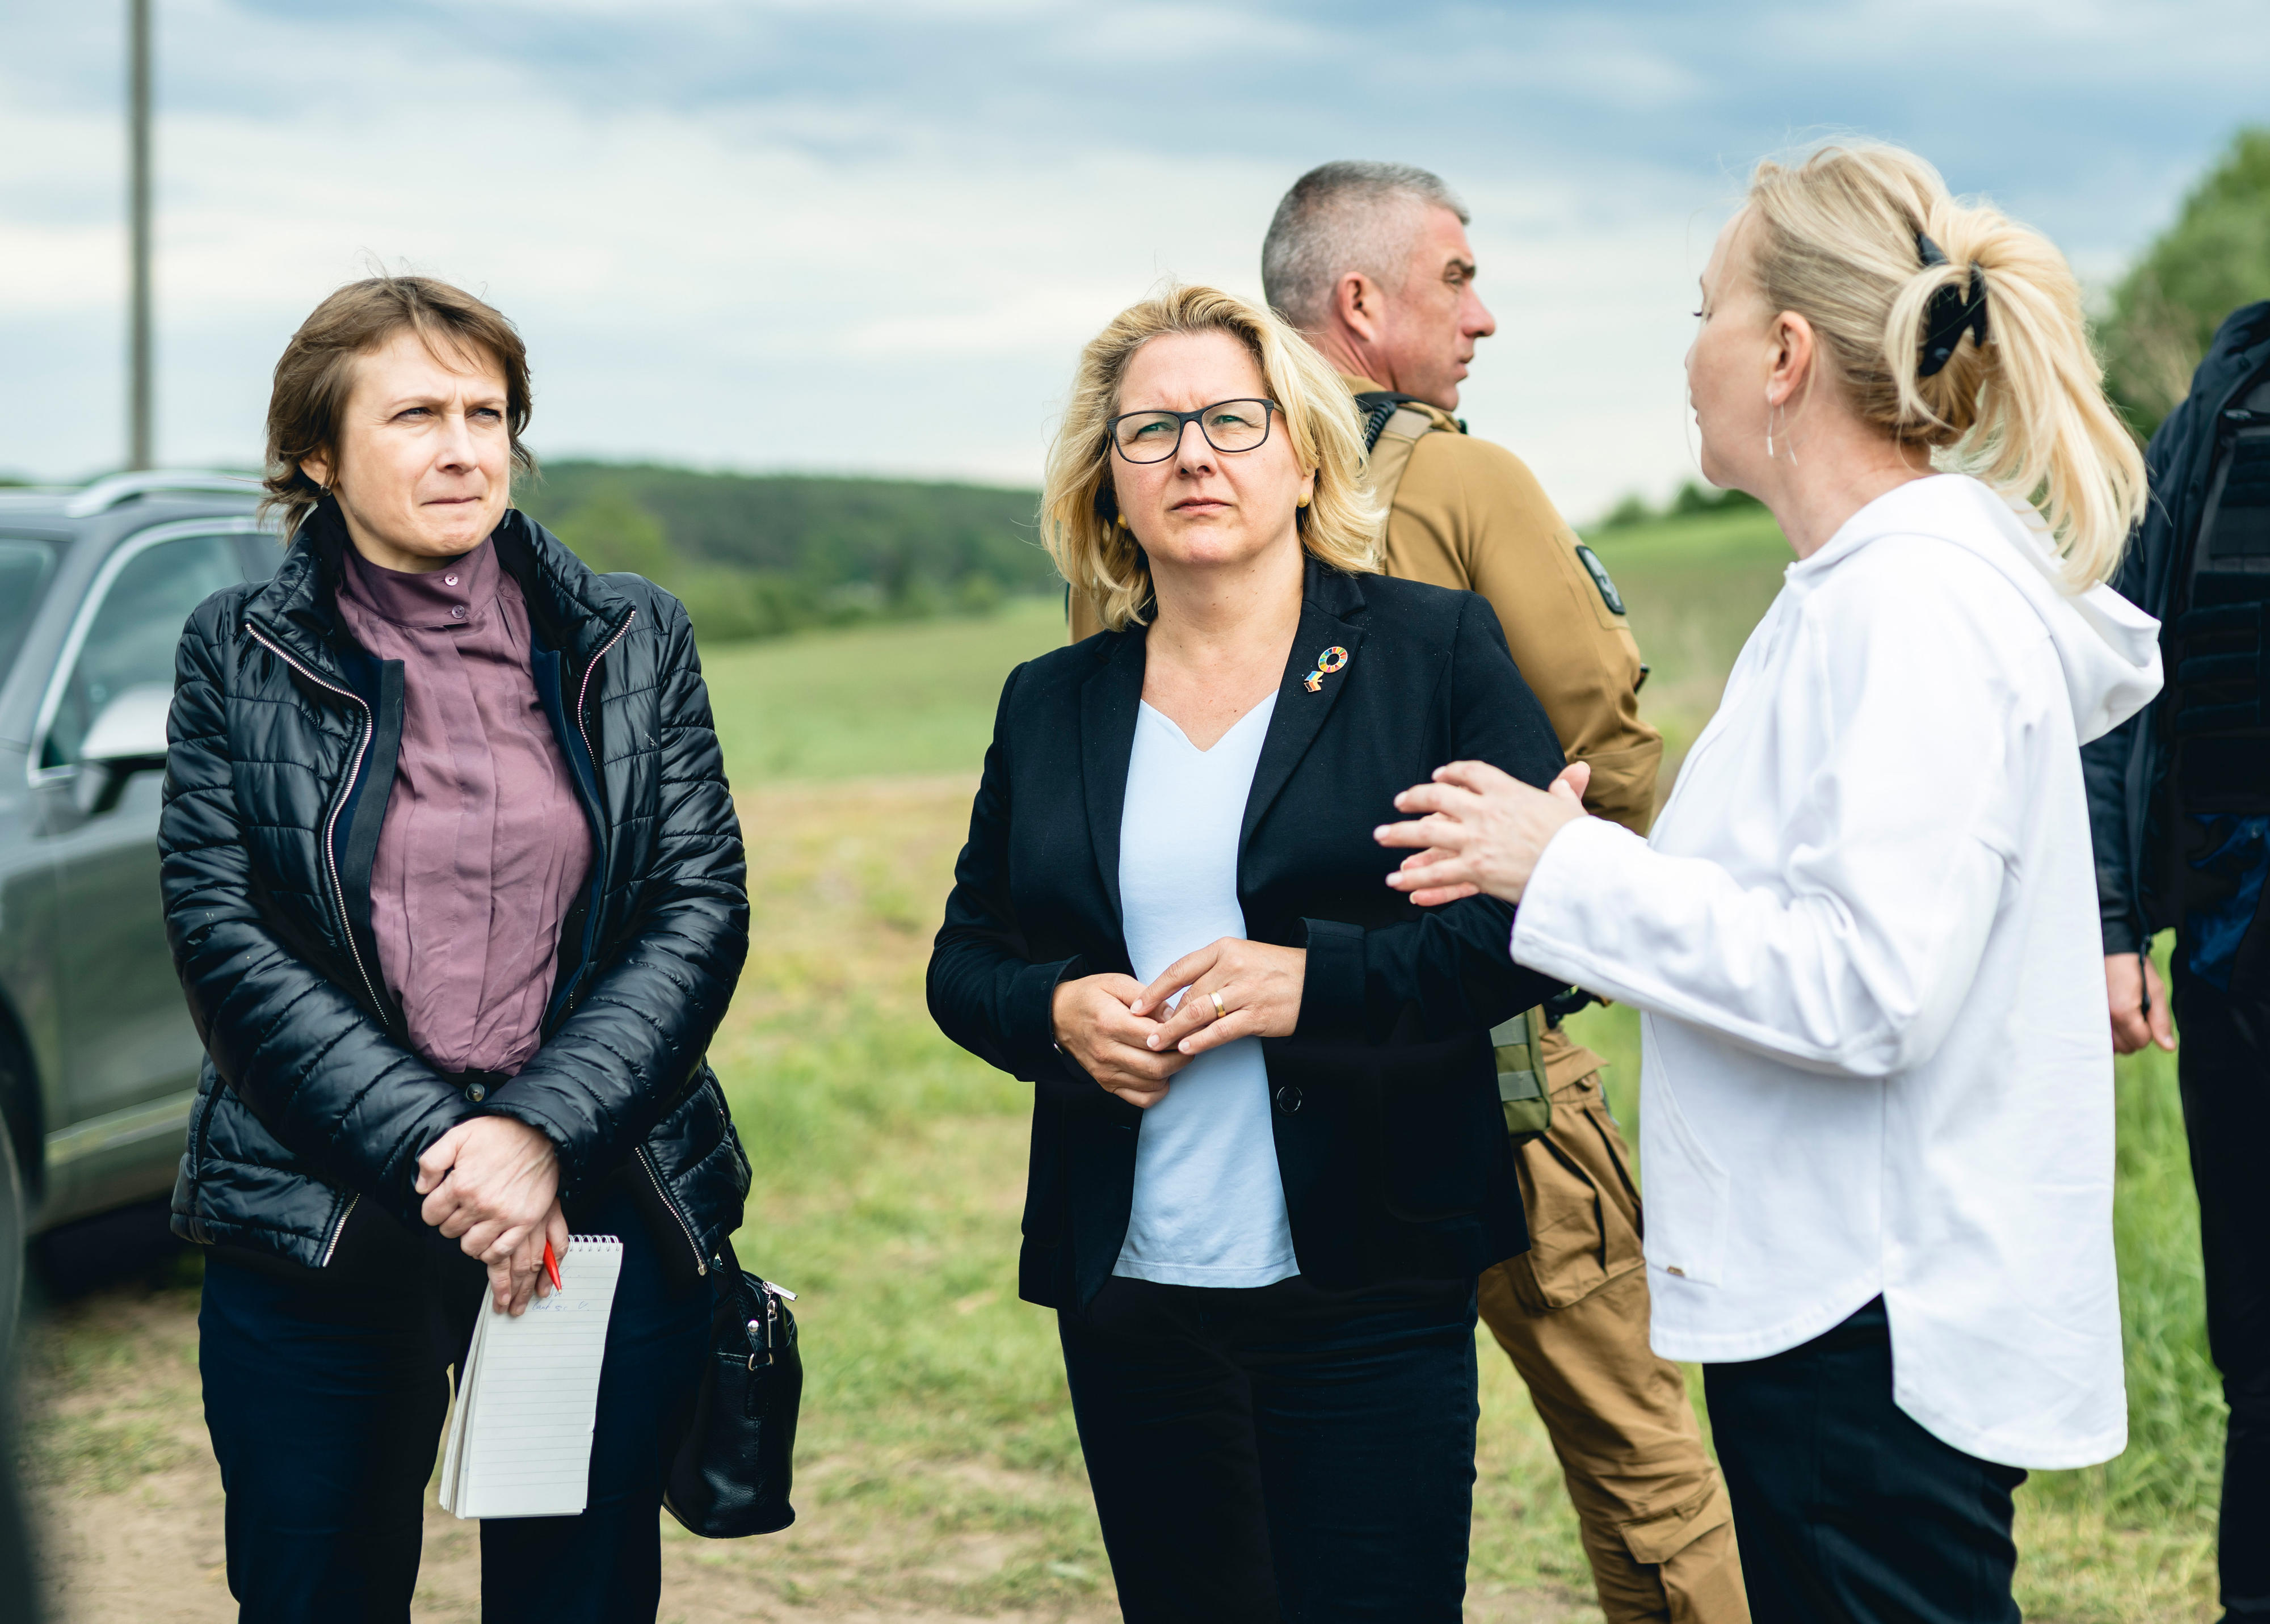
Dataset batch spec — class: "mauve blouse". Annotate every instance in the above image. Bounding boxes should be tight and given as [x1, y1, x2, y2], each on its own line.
[334, 540, 593, 1076]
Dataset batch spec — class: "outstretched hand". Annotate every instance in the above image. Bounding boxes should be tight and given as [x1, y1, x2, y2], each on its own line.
[1374, 760, 1592, 906]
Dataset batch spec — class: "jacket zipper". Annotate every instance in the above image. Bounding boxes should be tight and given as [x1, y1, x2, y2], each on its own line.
[576, 607, 636, 765]
[244, 623, 387, 1020]
[637, 1143, 707, 1277]
[320, 1193, 358, 1267]
[554, 608, 637, 1025]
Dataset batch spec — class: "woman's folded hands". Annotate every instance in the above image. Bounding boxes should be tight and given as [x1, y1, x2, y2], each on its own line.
[1052, 938, 1308, 1109]
[1132, 939, 1305, 1057]
[1052, 974, 1187, 1108]
[415, 1115, 574, 1315]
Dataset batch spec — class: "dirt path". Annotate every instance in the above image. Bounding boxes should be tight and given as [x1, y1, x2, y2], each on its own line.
[23, 1280, 1590, 1622]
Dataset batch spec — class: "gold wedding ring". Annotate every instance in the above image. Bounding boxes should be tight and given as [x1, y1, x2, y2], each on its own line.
[1210, 991, 1226, 1021]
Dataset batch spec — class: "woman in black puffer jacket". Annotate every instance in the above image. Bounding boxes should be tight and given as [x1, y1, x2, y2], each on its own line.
[161, 275, 749, 1624]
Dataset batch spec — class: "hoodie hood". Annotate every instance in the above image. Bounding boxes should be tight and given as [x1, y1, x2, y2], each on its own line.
[1813, 474, 2162, 745]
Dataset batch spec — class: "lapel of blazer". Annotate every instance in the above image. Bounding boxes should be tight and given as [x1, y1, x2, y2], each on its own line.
[1080, 626, 1147, 929]
[1240, 561, 1368, 857]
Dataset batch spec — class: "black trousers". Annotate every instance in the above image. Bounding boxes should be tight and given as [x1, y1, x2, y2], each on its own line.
[2174, 959, 2270, 1618]
[197, 1183, 711, 1624]
[1703, 1298, 2026, 1624]
[1056, 1272, 1479, 1624]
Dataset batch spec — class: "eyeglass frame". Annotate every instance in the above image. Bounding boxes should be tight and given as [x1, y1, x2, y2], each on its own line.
[1103, 398, 1283, 464]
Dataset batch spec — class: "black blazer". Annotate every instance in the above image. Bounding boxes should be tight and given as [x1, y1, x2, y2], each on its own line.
[927, 562, 1570, 1309]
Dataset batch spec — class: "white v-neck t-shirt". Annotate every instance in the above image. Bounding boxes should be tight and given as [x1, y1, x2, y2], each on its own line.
[1112, 693, 1298, 1289]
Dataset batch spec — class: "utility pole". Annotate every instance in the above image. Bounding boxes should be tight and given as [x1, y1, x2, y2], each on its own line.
[127, 0, 153, 471]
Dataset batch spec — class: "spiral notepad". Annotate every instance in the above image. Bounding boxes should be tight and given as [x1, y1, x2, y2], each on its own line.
[438, 1234, 624, 1520]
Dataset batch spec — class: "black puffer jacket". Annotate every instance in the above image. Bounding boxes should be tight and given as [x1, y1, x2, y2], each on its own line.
[161, 502, 751, 1288]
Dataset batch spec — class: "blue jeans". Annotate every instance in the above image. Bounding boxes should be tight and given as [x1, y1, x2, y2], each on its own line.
[198, 1183, 711, 1624]
[1057, 1272, 1479, 1623]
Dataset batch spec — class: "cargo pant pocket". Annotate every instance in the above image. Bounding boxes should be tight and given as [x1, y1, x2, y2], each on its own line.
[1507, 1079, 1646, 1313]
[1620, 1482, 1731, 1567]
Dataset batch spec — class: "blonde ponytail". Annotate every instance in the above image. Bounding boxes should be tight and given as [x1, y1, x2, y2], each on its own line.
[1745, 144, 2145, 588]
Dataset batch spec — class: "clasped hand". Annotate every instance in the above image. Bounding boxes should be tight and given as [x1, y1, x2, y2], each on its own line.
[415, 1116, 571, 1316]
[1052, 939, 1306, 1109]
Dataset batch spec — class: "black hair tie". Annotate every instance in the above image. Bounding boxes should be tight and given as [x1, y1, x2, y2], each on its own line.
[1915, 231, 1988, 379]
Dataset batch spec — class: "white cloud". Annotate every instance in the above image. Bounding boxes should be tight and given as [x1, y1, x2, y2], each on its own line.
[0, 0, 2260, 518]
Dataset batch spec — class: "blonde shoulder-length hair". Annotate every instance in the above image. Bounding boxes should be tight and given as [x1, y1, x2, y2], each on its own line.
[1041, 284, 1381, 632]
[1743, 142, 2146, 588]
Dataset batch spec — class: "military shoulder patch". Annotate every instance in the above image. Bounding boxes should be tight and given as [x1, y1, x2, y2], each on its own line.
[1573, 543, 1627, 617]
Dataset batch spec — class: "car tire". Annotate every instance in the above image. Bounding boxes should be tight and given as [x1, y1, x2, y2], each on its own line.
[0, 1110, 22, 1355]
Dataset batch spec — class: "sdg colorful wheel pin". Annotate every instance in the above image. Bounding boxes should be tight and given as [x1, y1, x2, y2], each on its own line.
[1303, 645, 1350, 693]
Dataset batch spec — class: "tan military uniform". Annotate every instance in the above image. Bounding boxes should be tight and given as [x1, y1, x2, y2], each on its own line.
[1068, 375, 1744, 1624]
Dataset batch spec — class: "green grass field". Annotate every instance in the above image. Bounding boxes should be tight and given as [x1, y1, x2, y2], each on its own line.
[704, 595, 1066, 784]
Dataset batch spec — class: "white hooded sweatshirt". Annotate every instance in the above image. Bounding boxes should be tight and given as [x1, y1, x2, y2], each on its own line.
[1511, 474, 2161, 1470]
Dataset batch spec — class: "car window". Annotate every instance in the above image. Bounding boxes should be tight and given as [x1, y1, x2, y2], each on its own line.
[41, 532, 244, 771]
[0, 540, 57, 691]
[234, 532, 282, 583]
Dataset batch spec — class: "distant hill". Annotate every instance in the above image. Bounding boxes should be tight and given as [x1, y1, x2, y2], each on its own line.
[515, 460, 1053, 642]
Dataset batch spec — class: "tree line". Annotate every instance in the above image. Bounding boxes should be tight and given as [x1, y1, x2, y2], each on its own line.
[514, 462, 1054, 643]
[533, 127, 2267, 637]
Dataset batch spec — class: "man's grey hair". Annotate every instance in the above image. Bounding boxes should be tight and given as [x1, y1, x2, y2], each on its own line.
[1262, 161, 1469, 334]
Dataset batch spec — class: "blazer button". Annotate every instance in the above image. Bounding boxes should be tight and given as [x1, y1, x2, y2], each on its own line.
[1275, 1085, 1302, 1113]
[464, 1082, 487, 1104]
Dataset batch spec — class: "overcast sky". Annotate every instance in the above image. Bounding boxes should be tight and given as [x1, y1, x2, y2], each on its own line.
[4, 0, 2265, 519]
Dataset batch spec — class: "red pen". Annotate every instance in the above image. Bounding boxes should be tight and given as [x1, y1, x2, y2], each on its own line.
[542, 1239, 563, 1294]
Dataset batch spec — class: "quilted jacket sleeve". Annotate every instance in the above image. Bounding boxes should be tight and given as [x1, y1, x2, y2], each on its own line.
[159, 593, 476, 1226]
[481, 592, 750, 1193]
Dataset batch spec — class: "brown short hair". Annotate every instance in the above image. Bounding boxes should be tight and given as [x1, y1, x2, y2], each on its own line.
[261, 275, 534, 541]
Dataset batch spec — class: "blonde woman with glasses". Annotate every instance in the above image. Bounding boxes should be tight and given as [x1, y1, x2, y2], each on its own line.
[1377, 144, 2161, 1624]
[928, 285, 1582, 1620]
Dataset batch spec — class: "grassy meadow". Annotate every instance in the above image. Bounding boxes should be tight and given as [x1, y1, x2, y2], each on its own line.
[20, 511, 2221, 1621]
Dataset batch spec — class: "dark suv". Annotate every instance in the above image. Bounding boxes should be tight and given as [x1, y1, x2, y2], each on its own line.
[0, 472, 278, 1345]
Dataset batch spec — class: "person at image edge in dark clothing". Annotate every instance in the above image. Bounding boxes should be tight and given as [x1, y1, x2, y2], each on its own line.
[2084, 298, 2270, 1624]
[926, 285, 1574, 1622]
[159, 275, 750, 1624]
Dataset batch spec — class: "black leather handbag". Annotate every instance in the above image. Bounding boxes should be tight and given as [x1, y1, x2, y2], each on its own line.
[662, 1239, 802, 1538]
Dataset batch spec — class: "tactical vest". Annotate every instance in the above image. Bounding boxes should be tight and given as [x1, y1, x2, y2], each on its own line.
[2171, 371, 2270, 815]
[1352, 389, 1455, 527]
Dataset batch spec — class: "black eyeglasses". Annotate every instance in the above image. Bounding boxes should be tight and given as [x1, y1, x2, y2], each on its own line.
[1105, 399, 1280, 463]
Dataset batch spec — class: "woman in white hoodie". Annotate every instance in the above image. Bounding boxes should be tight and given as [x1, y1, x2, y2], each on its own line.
[1375, 144, 2161, 1624]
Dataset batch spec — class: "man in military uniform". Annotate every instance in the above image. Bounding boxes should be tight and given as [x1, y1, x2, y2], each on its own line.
[1073, 161, 1745, 1623]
